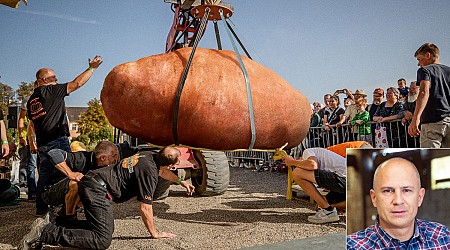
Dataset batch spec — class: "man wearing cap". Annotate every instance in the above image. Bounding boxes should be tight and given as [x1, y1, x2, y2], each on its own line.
[368, 88, 384, 119]
[337, 89, 368, 141]
[368, 88, 385, 144]
[409, 43, 450, 148]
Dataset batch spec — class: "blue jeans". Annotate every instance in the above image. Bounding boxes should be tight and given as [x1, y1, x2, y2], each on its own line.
[27, 149, 38, 198]
[18, 145, 37, 198]
[36, 136, 71, 214]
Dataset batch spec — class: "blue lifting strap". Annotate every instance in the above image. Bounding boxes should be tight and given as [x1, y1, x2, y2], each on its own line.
[220, 9, 256, 151]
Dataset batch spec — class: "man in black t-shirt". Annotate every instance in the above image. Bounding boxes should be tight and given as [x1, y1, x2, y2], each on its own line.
[368, 88, 384, 146]
[27, 55, 103, 215]
[19, 146, 195, 250]
[41, 140, 120, 219]
[408, 43, 450, 148]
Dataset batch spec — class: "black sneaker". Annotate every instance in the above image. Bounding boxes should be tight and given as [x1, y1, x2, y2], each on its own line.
[28, 194, 36, 201]
[17, 217, 49, 250]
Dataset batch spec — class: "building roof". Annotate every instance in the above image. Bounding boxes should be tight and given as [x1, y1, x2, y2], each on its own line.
[66, 106, 88, 123]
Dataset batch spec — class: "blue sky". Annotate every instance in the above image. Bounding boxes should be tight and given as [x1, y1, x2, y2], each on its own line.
[1, 0, 449, 107]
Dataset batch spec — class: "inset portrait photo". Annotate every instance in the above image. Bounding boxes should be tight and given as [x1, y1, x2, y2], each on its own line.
[346, 148, 450, 249]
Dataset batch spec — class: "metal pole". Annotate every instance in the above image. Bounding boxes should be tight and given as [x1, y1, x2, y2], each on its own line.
[213, 21, 222, 50]
[225, 21, 252, 60]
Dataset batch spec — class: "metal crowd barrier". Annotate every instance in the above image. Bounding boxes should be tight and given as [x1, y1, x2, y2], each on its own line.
[306, 120, 420, 149]
[225, 120, 421, 164]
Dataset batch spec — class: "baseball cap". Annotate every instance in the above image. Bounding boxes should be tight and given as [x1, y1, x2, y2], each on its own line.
[354, 89, 367, 97]
[373, 88, 384, 96]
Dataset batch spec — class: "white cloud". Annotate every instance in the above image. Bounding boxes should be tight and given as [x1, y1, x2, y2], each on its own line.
[3, 9, 100, 24]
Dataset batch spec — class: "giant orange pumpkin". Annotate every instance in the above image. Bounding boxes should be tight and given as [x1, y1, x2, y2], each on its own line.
[101, 47, 311, 150]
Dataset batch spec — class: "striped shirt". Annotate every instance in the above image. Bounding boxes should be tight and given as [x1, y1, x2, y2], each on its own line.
[347, 217, 449, 249]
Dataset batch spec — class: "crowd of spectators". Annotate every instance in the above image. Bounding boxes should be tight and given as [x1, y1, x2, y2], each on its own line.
[308, 81, 419, 148]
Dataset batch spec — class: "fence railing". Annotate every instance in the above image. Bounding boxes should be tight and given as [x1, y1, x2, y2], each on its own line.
[225, 120, 420, 163]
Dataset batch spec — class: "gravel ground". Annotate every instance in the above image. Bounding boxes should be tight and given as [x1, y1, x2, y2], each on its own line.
[0, 166, 345, 250]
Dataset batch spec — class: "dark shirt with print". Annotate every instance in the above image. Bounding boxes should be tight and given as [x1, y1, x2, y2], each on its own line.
[26, 83, 70, 146]
[94, 151, 159, 205]
[324, 107, 345, 125]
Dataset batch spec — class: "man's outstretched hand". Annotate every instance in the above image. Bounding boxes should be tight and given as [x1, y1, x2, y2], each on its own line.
[180, 181, 195, 196]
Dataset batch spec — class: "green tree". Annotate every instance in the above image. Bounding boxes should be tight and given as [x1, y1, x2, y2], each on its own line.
[0, 82, 15, 115]
[76, 98, 113, 145]
[16, 81, 35, 103]
[14, 81, 35, 133]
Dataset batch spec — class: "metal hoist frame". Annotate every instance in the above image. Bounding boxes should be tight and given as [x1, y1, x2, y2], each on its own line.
[172, 5, 256, 150]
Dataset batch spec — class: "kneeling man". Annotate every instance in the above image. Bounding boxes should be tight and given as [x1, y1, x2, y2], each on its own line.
[284, 148, 345, 223]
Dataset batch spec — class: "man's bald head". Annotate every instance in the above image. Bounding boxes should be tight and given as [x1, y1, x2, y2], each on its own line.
[36, 68, 54, 80]
[373, 157, 421, 190]
[36, 68, 57, 86]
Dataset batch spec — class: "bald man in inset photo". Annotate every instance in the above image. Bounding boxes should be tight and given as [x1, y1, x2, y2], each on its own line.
[347, 157, 449, 249]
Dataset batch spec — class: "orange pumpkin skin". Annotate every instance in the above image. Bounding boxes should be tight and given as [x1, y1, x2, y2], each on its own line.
[101, 48, 311, 150]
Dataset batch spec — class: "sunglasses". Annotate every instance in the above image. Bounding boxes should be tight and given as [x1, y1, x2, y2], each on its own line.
[39, 75, 58, 82]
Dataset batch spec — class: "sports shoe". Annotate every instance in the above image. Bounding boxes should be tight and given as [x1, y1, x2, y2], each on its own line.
[307, 207, 340, 224]
[18, 216, 49, 250]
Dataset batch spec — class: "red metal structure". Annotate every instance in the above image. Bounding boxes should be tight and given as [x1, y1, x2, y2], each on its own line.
[156, 0, 237, 197]
[128, 1, 246, 198]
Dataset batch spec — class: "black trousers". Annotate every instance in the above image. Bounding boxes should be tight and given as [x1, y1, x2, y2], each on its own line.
[40, 175, 114, 250]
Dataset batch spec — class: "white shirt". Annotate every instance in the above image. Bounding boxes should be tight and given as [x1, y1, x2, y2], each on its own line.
[21, 96, 30, 111]
[302, 148, 346, 177]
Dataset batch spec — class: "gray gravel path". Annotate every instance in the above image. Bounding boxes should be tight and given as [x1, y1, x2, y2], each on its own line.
[0, 166, 345, 249]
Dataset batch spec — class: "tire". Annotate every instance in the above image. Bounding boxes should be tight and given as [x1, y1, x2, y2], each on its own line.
[192, 150, 229, 196]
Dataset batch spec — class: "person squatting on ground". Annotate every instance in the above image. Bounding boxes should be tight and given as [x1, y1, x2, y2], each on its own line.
[19, 146, 195, 249]
[283, 148, 345, 224]
[41, 140, 119, 220]
[408, 43, 450, 148]
[346, 157, 449, 249]
[27, 55, 103, 215]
